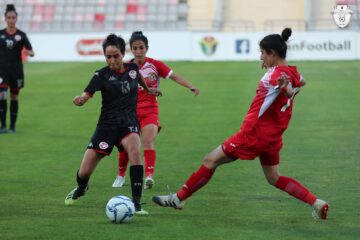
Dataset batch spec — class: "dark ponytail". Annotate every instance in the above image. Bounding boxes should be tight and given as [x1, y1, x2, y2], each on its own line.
[102, 33, 126, 54]
[259, 28, 292, 59]
[281, 28, 292, 42]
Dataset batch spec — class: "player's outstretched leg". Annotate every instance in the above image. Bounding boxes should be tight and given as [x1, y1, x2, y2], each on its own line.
[65, 186, 88, 205]
[312, 199, 329, 220]
[152, 193, 185, 210]
[65, 171, 89, 205]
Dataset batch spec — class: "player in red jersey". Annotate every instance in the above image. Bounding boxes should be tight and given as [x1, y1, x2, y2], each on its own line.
[0, 4, 34, 133]
[152, 28, 329, 220]
[112, 31, 199, 189]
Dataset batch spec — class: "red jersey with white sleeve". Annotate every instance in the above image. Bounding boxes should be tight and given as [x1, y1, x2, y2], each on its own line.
[241, 65, 303, 141]
[136, 57, 173, 115]
[222, 65, 303, 162]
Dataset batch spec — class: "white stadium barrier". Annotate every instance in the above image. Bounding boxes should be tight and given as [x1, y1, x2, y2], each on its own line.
[28, 31, 360, 62]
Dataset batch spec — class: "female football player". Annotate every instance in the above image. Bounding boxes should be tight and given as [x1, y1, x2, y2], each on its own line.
[0, 4, 34, 133]
[64, 34, 161, 215]
[152, 28, 329, 220]
[112, 31, 199, 189]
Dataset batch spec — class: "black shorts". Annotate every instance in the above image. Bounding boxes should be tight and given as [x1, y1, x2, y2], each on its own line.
[87, 125, 140, 155]
[0, 66, 24, 92]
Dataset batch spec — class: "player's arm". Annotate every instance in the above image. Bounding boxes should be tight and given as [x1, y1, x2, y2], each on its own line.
[138, 74, 162, 96]
[169, 73, 199, 96]
[23, 34, 35, 57]
[73, 92, 91, 106]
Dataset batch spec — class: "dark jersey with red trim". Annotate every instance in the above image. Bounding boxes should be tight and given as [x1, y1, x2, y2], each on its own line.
[84, 63, 140, 128]
[0, 28, 33, 68]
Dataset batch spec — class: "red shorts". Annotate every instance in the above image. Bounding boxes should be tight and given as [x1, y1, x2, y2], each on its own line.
[221, 130, 282, 166]
[137, 106, 161, 130]
[138, 114, 160, 129]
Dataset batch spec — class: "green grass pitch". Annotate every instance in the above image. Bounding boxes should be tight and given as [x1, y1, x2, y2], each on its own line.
[0, 61, 359, 240]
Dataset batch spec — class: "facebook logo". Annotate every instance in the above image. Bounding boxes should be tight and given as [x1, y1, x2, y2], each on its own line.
[235, 39, 250, 54]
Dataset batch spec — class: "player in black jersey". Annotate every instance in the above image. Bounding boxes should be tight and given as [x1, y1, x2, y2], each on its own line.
[65, 34, 161, 215]
[0, 4, 34, 133]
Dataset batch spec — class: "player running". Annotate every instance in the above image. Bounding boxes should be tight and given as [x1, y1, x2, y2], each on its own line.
[152, 28, 329, 220]
[64, 34, 161, 215]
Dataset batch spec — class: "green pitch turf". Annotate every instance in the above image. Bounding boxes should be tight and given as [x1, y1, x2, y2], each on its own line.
[0, 61, 359, 240]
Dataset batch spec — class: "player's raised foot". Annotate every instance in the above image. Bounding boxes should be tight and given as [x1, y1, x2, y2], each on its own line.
[112, 176, 125, 188]
[65, 186, 88, 205]
[152, 193, 185, 210]
[312, 199, 329, 220]
[134, 203, 149, 215]
[0, 127, 7, 134]
[144, 176, 154, 189]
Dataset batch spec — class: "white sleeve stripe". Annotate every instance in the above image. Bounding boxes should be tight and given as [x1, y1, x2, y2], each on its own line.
[165, 70, 173, 79]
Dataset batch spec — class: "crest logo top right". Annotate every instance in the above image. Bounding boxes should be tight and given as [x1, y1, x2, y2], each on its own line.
[332, 4, 353, 28]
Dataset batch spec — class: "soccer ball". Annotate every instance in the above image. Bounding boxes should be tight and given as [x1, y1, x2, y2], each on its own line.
[105, 195, 135, 223]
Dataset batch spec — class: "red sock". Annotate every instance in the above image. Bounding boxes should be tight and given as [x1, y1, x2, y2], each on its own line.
[275, 176, 317, 205]
[144, 149, 156, 177]
[118, 151, 129, 177]
[177, 165, 215, 201]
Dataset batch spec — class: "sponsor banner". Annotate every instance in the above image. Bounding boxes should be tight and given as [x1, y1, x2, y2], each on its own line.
[192, 33, 262, 61]
[28, 31, 359, 61]
[286, 31, 357, 60]
[29, 32, 191, 62]
[193, 32, 359, 61]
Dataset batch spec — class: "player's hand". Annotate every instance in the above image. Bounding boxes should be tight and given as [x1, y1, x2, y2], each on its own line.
[148, 88, 162, 97]
[190, 87, 200, 96]
[26, 50, 35, 57]
[275, 73, 290, 90]
[73, 96, 85, 106]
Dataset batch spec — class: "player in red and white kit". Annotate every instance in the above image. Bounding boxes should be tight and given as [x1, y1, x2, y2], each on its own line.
[112, 31, 199, 189]
[152, 28, 329, 220]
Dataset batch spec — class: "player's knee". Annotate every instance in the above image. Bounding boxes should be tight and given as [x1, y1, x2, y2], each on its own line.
[202, 154, 218, 169]
[141, 138, 154, 149]
[265, 174, 279, 186]
[127, 147, 141, 164]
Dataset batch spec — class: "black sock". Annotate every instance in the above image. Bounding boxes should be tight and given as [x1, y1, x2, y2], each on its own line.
[0, 99, 7, 128]
[10, 100, 18, 129]
[76, 171, 89, 190]
[130, 165, 143, 205]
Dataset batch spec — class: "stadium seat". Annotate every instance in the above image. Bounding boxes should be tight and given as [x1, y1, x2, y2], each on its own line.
[127, 4, 137, 14]
[10, 0, 190, 32]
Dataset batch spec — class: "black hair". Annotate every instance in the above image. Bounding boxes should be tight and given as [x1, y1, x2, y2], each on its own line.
[130, 31, 149, 48]
[259, 28, 292, 59]
[102, 34, 126, 54]
[5, 4, 17, 17]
